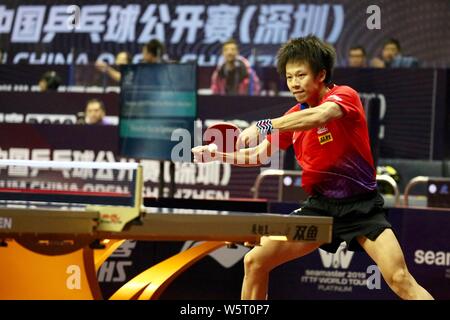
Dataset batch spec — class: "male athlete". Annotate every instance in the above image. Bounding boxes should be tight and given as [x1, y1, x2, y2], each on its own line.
[192, 36, 433, 300]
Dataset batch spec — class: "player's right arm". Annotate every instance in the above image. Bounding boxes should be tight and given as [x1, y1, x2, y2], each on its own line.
[192, 139, 275, 167]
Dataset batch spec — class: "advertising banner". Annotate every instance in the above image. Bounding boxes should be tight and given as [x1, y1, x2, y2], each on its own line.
[1, 0, 448, 67]
[96, 208, 450, 300]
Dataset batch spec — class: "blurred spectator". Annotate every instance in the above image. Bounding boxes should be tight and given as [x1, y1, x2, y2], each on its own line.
[210, 39, 261, 96]
[115, 51, 131, 65]
[348, 45, 367, 67]
[377, 165, 401, 195]
[0, 47, 4, 64]
[95, 39, 167, 83]
[142, 39, 167, 63]
[371, 38, 419, 68]
[95, 51, 131, 83]
[78, 98, 110, 125]
[38, 71, 62, 92]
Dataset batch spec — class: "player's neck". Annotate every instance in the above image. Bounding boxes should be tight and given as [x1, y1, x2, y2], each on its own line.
[308, 84, 330, 107]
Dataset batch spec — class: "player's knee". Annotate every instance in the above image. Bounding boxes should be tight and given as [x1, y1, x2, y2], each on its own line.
[389, 267, 411, 288]
[243, 251, 268, 274]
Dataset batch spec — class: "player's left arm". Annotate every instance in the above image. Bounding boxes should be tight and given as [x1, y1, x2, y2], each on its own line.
[271, 101, 344, 132]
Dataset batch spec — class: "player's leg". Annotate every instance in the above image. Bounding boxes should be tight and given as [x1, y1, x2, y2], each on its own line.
[241, 237, 321, 300]
[357, 228, 433, 299]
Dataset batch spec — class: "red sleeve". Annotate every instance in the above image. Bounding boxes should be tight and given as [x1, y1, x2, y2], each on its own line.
[323, 86, 362, 119]
[266, 130, 293, 150]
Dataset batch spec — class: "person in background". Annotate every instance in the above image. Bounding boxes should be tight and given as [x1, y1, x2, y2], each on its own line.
[78, 98, 111, 125]
[38, 71, 62, 92]
[348, 45, 367, 67]
[95, 51, 131, 83]
[95, 39, 168, 83]
[210, 38, 261, 96]
[141, 39, 167, 63]
[371, 38, 419, 68]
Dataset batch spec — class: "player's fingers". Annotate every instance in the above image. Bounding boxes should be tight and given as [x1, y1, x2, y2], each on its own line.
[239, 128, 252, 149]
[191, 145, 207, 154]
[192, 145, 206, 163]
[235, 133, 242, 150]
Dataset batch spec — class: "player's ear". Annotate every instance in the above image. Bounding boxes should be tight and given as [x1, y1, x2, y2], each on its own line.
[317, 69, 326, 83]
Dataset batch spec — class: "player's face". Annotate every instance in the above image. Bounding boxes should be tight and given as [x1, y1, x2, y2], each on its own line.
[286, 61, 325, 105]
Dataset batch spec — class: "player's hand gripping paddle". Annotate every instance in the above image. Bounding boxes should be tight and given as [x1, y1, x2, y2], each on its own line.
[192, 122, 241, 163]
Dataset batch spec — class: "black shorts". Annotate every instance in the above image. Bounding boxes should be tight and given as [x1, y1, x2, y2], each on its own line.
[290, 191, 392, 253]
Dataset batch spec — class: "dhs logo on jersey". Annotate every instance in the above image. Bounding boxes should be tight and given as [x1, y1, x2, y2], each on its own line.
[316, 126, 328, 134]
[327, 94, 343, 102]
[318, 132, 333, 145]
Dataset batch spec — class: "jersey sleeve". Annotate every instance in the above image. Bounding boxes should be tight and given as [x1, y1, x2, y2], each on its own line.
[266, 130, 293, 150]
[323, 86, 361, 119]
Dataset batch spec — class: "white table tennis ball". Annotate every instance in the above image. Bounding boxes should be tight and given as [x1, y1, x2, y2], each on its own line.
[207, 143, 218, 152]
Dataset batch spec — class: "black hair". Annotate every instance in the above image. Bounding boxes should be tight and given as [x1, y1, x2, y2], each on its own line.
[349, 45, 366, 56]
[145, 39, 165, 58]
[40, 71, 61, 91]
[276, 35, 336, 84]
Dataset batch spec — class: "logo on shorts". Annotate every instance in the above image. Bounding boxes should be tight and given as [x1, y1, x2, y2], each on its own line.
[318, 132, 333, 145]
[319, 242, 354, 269]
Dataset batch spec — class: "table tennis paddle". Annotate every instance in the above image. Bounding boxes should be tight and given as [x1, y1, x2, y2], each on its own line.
[203, 122, 241, 153]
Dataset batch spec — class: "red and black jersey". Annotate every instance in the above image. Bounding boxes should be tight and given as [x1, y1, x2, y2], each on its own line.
[267, 84, 377, 198]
